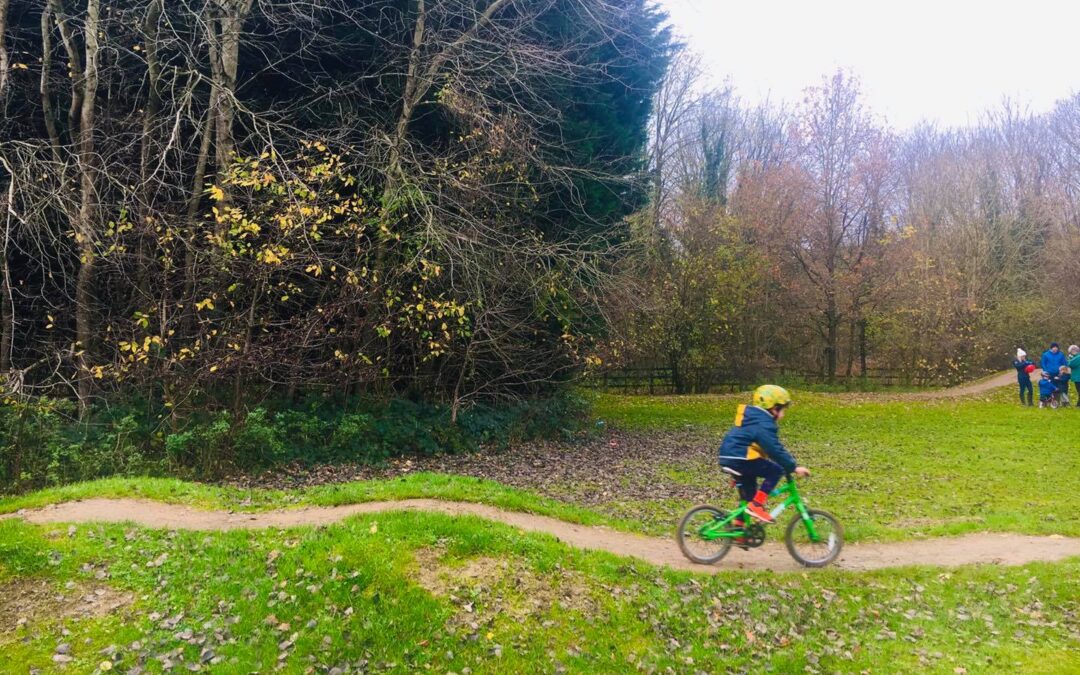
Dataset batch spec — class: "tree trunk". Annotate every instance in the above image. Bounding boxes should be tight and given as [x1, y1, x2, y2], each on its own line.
[824, 293, 838, 384]
[380, 0, 426, 218]
[858, 317, 868, 377]
[845, 314, 856, 378]
[48, 0, 84, 143]
[231, 279, 261, 415]
[133, 0, 164, 304]
[182, 109, 215, 339]
[209, 0, 254, 212]
[0, 158, 13, 372]
[0, 0, 10, 374]
[39, 5, 63, 162]
[74, 0, 101, 416]
[0, 0, 10, 106]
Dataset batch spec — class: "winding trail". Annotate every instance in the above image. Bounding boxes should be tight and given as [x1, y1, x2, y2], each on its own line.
[910, 369, 1034, 399]
[8, 498, 1080, 573]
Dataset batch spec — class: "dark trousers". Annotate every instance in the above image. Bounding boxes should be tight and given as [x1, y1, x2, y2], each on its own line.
[720, 458, 784, 503]
[1019, 378, 1033, 405]
[1075, 380, 1080, 403]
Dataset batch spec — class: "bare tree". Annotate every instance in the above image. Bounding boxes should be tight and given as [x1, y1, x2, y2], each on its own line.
[647, 49, 703, 231]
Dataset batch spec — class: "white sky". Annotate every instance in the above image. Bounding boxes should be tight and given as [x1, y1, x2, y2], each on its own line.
[658, 0, 1080, 130]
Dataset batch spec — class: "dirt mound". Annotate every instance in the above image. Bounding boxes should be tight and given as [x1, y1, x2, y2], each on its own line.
[0, 578, 133, 635]
[411, 547, 596, 633]
[8, 498, 1080, 574]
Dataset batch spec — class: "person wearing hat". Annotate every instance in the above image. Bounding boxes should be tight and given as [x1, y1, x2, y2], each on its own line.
[1041, 343, 1067, 385]
[1013, 348, 1034, 406]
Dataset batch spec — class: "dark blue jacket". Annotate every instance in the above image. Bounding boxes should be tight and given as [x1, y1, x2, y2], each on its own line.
[1038, 378, 1058, 398]
[1013, 358, 1033, 382]
[718, 405, 797, 473]
[1053, 373, 1071, 392]
[1041, 350, 1066, 377]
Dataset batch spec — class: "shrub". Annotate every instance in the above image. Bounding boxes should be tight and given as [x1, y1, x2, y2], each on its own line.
[0, 391, 590, 494]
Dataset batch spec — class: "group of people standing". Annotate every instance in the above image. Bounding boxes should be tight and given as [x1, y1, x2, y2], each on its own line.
[1013, 343, 1080, 407]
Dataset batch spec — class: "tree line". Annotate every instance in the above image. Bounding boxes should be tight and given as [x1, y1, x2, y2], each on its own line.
[608, 55, 1080, 389]
[0, 0, 671, 417]
[3, 0, 1075, 418]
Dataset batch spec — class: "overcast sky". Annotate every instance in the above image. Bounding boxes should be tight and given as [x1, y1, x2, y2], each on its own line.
[657, 0, 1080, 130]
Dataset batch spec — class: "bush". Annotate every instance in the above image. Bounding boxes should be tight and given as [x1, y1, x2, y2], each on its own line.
[0, 391, 590, 494]
[0, 397, 166, 493]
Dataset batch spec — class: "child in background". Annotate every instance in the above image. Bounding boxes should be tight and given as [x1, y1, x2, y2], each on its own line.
[1054, 366, 1072, 407]
[1012, 348, 1034, 406]
[1038, 371, 1058, 408]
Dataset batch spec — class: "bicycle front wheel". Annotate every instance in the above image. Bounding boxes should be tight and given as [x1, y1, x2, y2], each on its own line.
[785, 509, 843, 568]
[677, 505, 734, 564]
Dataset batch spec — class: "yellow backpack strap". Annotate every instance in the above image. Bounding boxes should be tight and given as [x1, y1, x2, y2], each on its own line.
[734, 404, 746, 427]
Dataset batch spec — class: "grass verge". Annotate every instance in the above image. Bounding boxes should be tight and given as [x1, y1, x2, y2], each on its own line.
[2, 512, 1078, 674]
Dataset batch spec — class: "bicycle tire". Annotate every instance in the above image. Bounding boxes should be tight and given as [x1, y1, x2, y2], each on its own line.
[784, 509, 844, 568]
[677, 505, 734, 564]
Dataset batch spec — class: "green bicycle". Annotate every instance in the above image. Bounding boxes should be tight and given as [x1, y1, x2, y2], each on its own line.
[677, 472, 843, 568]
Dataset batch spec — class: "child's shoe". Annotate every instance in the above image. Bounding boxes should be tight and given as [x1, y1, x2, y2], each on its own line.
[745, 501, 774, 523]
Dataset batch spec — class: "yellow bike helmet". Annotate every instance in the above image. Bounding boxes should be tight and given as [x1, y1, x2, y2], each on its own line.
[753, 384, 792, 410]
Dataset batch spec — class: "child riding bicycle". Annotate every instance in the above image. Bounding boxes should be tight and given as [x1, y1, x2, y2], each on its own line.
[718, 385, 810, 523]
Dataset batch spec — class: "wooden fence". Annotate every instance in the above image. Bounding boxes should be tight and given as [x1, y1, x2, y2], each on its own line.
[587, 366, 947, 394]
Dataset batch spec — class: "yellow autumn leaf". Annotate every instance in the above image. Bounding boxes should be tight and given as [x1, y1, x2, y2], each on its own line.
[195, 298, 215, 311]
[259, 247, 283, 264]
[207, 185, 225, 201]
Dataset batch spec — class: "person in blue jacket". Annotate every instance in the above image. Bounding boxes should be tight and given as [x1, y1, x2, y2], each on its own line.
[1012, 348, 1034, 406]
[718, 384, 810, 523]
[1041, 343, 1067, 380]
[1038, 371, 1058, 408]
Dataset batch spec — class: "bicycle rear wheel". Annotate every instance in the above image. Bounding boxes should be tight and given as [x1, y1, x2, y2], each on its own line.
[677, 505, 734, 564]
[785, 509, 843, 568]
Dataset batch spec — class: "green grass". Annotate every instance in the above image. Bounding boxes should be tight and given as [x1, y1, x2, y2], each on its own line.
[594, 389, 1080, 541]
[2, 513, 1078, 674]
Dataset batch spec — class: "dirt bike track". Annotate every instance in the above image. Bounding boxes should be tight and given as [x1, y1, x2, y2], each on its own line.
[7, 371, 1074, 574]
[7, 497, 1080, 573]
